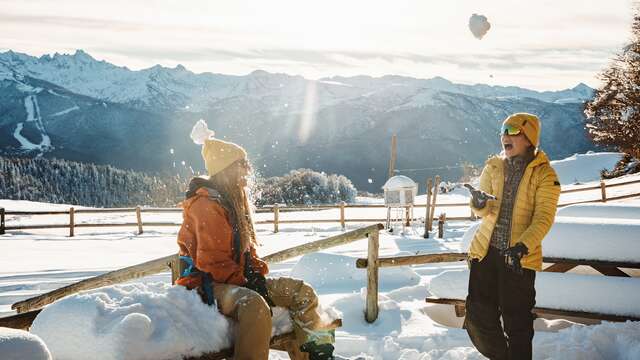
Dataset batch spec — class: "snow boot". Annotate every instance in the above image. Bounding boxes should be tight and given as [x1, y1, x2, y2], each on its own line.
[300, 342, 335, 360]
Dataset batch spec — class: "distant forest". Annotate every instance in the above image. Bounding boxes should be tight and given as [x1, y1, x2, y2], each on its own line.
[0, 156, 185, 207]
[0, 156, 359, 208]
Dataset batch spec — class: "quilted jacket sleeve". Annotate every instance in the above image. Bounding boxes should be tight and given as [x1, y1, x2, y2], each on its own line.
[517, 165, 561, 251]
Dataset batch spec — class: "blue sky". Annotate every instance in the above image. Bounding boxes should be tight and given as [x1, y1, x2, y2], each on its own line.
[0, 0, 634, 90]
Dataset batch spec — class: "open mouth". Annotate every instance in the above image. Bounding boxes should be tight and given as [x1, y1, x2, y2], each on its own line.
[503, 143, 513, 150]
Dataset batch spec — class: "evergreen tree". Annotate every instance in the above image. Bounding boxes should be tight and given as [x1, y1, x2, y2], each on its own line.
[584, 9, 640, 158]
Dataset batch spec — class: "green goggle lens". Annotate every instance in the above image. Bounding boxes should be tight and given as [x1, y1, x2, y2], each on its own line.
[500, 124, 522, 136]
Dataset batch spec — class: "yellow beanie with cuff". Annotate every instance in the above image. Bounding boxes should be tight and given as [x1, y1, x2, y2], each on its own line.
[201, 138, 247, 176]
[503, 113, 541, 147]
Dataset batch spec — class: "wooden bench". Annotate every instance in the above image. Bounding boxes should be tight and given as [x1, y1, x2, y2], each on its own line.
[425, 297, 640, 323]
[0, 310, 341, 360]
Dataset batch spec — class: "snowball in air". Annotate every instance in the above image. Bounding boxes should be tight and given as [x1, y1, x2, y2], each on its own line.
[469, 14, 491, 40]
[190, 119, 215, 145]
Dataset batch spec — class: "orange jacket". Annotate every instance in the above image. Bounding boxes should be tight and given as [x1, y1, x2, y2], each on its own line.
[176, 188, 268, 287]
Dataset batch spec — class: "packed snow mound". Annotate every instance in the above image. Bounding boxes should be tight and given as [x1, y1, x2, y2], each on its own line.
[0, 327, 52, 360]
[557, 203, 640, 220]
[461, 217, 640, 262]
[429, 270, 640, 317]
[534, 321, 640, 360]
[291, 252, 420, 292]
[30, 282, 234, 360]
[551, 152, 622, 185]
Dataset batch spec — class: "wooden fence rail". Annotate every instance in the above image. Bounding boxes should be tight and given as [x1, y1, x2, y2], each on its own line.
[1, 178, 639, 235]
[10, 224, 383, 315]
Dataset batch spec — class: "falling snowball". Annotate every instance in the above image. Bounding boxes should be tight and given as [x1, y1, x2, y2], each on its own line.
[469, 14, 491, 39]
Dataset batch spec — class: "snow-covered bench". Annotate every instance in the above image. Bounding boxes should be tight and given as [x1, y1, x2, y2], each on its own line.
[0, 284, 342, 360]
[426, 269, 640, 323]
[461, 218, 640, 276]
[425, 215, 640, 323]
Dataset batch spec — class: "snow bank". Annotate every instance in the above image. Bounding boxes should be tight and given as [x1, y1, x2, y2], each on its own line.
[429, 270, 640, 317]
[557, 203, 640, 220]
[551, 152, 622, 185]
[31, 283, 234, 360]
[291, 253, 420, 292]
[534, 321, 640, 360]
[0, 327, 52, 360]
[461, 218, 640, 262]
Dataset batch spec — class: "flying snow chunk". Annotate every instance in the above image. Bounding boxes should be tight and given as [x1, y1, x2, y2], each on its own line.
[469, 14, 491, 39]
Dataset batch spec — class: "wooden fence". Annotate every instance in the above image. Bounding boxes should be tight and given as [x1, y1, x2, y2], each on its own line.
[3, 224, 383, 326]
[1, 178, 639, 236]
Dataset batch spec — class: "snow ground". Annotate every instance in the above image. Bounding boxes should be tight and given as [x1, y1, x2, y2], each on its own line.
[1, 167, 640, 358]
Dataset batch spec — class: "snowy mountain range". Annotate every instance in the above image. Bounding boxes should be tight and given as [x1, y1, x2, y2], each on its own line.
[0, 50, 597, 191]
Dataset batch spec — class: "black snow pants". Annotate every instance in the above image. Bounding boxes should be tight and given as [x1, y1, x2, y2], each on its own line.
[464, 246, 536, 360]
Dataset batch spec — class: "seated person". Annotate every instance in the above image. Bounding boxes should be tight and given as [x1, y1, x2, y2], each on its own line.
[176, 122, 336, 360]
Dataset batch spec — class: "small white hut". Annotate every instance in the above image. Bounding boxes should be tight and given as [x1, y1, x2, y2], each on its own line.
[382, 175, 418, 231]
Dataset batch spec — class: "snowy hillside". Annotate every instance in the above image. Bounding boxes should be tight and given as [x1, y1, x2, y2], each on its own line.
[1, 152, 639, 359]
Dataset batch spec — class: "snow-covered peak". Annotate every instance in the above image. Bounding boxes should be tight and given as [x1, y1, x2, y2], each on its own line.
[0, 49, 596, 112]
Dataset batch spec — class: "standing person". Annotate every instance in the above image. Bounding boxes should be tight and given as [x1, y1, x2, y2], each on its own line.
[176, 121, 336, 360]
[465, 113, 561, 360]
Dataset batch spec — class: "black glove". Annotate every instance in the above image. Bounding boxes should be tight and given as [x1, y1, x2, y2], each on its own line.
[244, 252, 275, 307]
[464, 184, 497, 209]
[501, 243, 529, 275]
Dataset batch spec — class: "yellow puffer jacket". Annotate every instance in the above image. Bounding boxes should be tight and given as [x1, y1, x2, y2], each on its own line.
[469, 150, 561, 271]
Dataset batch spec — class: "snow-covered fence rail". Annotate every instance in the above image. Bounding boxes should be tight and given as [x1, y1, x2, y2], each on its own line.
[9, 224, 384, 317]
[1, 178, 639, 235]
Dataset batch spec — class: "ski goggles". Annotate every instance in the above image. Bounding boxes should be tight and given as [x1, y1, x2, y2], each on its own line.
[500, 123, 522, 136]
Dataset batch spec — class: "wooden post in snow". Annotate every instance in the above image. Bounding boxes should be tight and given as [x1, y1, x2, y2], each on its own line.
[69, 207, 75, 237]
[600, 180, 607, 202]
[136, 206, 143, 235]
[0, 207, 4, 235]
[340, 201, 346, 231]
[428, 176, 441, 231]
[388, 134, 397, 179]
[438, 213, 446, 239]
[423, 178, 432, 238]
[273, 204, 280, 233]
[365, 230, 379, 323]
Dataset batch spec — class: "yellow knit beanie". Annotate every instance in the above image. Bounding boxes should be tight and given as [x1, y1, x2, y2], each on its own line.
[201, 138, 247, 176]
[503, 113, 541, 147]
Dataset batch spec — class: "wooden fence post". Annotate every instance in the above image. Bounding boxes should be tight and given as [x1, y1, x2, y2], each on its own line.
[273, 204, 280, 233]
[170, 255, 182, 285]
[405, 206, 411, 227]
[600, 180, 607, 202]
[438, 213, 446, 238]
[423, 178, 432, 238]
[340, 201, 346, 231]
[0, 207, 4, 235]
[366, 230, 379, 323]
[428, 176, 441, 231]
[69, 207, 75, 237]
[136, 206, 143, 235]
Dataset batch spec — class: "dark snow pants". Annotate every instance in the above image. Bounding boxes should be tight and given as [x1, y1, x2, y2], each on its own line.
[465, 246, 536, 360]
